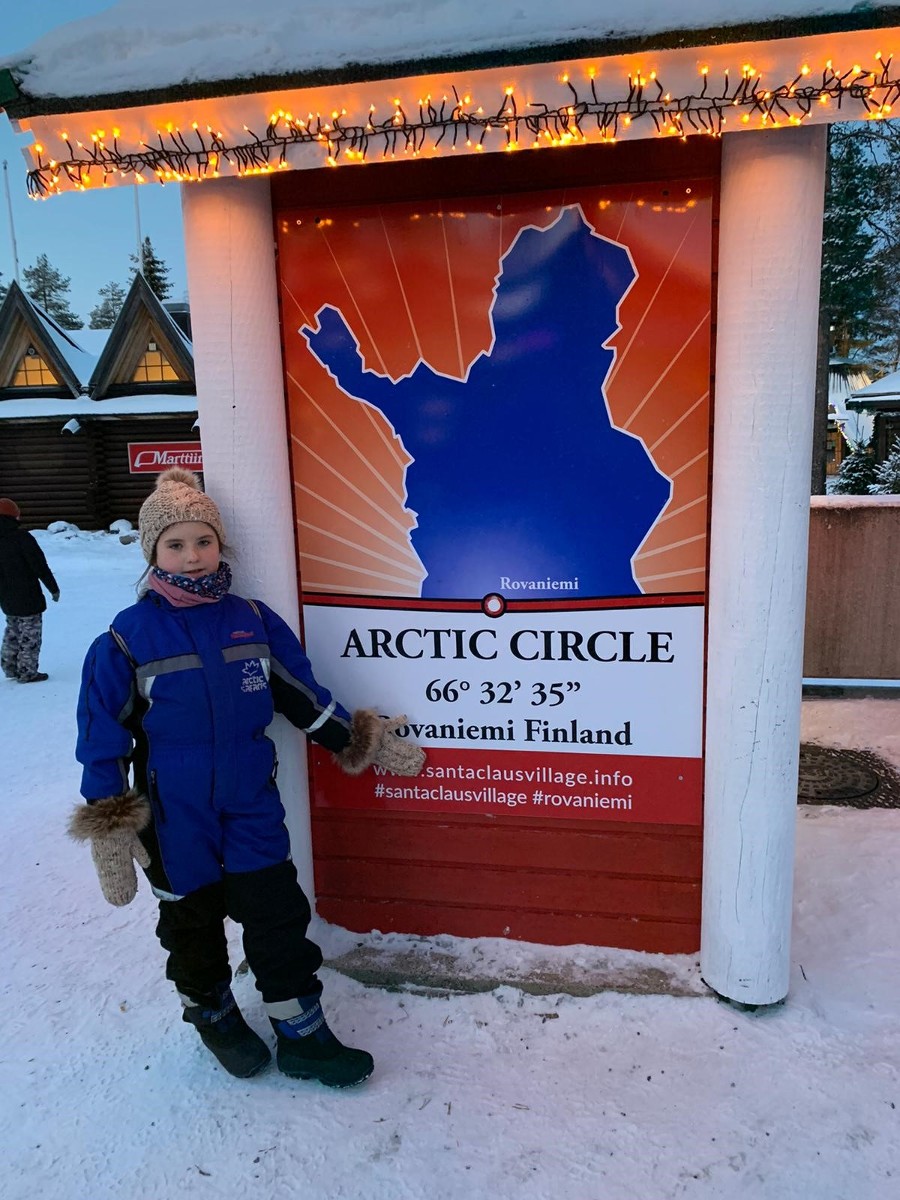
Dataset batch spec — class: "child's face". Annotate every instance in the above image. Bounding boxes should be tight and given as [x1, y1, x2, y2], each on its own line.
[154, 522, 221, 578]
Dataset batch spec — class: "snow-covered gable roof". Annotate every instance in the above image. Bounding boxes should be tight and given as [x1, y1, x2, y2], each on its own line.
[4, 2, 900, 198]
[29, 299, 98, 387]
[88, 272, 194, 399]
[0, 280, 195, 412]
[2, 1, 899, 110]
[0, 282, 90, 397]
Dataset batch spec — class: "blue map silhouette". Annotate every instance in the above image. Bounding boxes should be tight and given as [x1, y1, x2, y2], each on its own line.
[303, 205, 671, 600]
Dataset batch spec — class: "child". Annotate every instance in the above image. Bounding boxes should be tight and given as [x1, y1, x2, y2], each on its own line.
[70, 468, 424, 1087]
[0, 497, 60, 683]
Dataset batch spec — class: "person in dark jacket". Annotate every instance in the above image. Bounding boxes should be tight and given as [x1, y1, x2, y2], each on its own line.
[0, 497, 60, 683]
[70, 468, 424, 1087]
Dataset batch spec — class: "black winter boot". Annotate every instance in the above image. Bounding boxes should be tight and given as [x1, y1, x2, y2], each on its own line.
[266, 995, 374, 1088]
[180, 984, 271, 1079]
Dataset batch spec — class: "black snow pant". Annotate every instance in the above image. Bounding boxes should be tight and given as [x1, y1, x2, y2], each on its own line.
[141, 818, 323, 1007]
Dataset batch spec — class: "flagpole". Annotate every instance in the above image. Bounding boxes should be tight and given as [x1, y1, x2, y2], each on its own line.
[134, 184, 144, 273]
[2, 160, 21, 283]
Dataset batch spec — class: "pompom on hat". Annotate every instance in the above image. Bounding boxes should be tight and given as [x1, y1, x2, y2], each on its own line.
[0, 498, 21, 519]
[138, 468, 226, 562]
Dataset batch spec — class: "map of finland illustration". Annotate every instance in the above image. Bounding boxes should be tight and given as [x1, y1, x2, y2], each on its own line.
[279, 185, 712, 604]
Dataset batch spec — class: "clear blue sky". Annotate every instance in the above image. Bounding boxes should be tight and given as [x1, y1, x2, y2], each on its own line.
[1, 1, 186, 324]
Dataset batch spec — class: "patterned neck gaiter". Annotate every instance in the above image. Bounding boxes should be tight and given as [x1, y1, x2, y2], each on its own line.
[148, 561, 233, 607]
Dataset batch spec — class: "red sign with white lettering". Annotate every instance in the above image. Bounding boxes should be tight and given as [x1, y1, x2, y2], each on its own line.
[128, 442, 203, 474]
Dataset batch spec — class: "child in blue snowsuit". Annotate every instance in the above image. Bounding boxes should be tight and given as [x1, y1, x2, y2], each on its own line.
[71, 468, 424, 1086]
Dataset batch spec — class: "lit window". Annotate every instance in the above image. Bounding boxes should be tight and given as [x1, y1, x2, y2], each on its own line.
[11, 346, 58, 388]
[132, 341, 179, 383]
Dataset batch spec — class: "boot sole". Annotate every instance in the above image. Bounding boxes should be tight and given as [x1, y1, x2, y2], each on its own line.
[279, 1063, 374, 1088]
[229, 1054, 272, 1080]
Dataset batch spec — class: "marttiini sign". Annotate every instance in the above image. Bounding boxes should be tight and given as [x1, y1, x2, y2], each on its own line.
[128, 442, 203, 474]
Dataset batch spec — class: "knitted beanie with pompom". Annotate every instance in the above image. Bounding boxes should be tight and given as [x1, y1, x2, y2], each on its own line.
[138, 468, 226, 563]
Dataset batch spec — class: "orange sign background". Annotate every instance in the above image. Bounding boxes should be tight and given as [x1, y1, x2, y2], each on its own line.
[276, 181, 713, 599]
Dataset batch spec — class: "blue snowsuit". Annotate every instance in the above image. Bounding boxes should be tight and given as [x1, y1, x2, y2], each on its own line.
[76, 588, 354, 1004]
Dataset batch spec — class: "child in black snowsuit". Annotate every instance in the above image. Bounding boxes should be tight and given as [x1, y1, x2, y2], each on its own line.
[70, 469, 424, 1086]
[0, 497, 60, 683]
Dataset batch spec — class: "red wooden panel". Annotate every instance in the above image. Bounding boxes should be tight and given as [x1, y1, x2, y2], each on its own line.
[315, 859, 699, 921]
[319, 898, 700, 954]
[312, 812, 702, 879]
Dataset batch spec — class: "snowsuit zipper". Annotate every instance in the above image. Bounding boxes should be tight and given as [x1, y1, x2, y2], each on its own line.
[148, 768, 166, 823]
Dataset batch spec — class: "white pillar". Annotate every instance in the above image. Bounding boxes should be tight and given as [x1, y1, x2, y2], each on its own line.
[700, 126, 826, 1005]
[181, 176, 315, 897]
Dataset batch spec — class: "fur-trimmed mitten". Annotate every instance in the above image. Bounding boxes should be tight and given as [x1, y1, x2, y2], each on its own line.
[68, 791, 152, 906]
[335, 709, 426, 777]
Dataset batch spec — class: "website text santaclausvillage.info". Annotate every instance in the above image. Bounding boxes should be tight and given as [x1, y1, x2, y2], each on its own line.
[372, 761, 635, 811]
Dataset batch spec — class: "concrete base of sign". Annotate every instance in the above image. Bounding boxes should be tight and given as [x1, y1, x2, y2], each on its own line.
[235, 941, 708, 998]
[321, 943, 710, 999]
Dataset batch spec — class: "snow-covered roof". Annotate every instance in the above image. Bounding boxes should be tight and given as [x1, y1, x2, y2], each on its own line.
[847, 366, 900, 409]
[73, 328, 114, 357]
[5, 2, 900, 199]
[28, 301, 99, 386]
[87, 273, 194, 398]
[851, 366, 900, 399]
[0, 394, 198, 419]
[2, 0, 897, 108]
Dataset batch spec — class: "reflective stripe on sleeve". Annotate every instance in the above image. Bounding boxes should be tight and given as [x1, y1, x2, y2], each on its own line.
[304, 700, 336, 733]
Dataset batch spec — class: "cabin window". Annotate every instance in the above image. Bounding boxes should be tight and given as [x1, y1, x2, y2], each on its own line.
[132, 341, 179, 383]
[12, 345, 58, 388]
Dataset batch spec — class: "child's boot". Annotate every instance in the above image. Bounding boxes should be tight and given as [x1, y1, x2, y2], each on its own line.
[266, 994, 374, 1088]
[180, 983, 271, 1078]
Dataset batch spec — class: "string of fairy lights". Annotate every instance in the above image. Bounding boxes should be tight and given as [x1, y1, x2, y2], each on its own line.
[24, 54, 900, 197]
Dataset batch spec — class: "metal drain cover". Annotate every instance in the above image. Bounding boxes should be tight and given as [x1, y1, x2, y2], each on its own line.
[798, 745, 881, 801]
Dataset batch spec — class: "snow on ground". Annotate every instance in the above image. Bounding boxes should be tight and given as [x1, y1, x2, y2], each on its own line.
[2, 528, 898, 1200]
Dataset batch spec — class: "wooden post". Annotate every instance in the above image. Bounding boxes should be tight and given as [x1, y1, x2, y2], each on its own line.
[181, 176, 315, 897]
[701, 126, 827, 1006]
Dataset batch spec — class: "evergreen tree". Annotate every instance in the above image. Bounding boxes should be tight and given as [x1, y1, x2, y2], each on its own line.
[831, 443, 878, 494]
[22, 253, 83, 329]
[820, 127, 883, 358]
[89, 280, 127, 329]
[814, 123, 900, 491]
[130, 236, 172, 302]
[868, 438, 900, 495]
[862, 127, 900, 375]
[0, 270, 7, 304]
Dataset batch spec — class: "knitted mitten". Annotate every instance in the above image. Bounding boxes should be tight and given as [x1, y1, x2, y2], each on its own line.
[68, 791, 151, 906]
[334, 709, 425, 777]
[374, 714, 426, 775]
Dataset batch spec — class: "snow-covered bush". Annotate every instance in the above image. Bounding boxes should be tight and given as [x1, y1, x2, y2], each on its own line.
[831, 444, 877, 494]
[868, 439, 900, 494]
